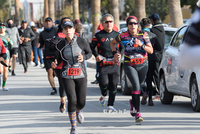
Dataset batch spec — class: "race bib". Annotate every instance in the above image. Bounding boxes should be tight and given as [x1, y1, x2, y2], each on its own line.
[67, 68, 81, 76]
[129, 54, 144, 65]
[102, 58, 115, 66]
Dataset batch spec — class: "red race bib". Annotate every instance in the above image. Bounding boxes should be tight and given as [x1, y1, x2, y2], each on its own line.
[130, 58, 143, 65]
[67, 68, 81, 76]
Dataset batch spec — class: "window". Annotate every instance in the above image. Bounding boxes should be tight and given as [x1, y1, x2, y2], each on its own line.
[171, 26, 187, 48]
[165, 31, 176, 48]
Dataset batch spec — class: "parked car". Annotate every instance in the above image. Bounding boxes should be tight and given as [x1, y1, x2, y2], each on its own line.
[120, 27, 177, 95]
[158, 23, 200, 112]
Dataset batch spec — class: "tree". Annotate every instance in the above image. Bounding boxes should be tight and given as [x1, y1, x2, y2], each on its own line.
[110, 0, 119, 29]
[135, 0, 146, 22]
[168, 0, 183, 28]
[44, 0, 48, 22]
[92, 0, 101, 37]
[14, 0, 19, 26]
[146, 0, 168, 21]
[181, 0, 198, 12]
[62, 0, 72, 19]
[73, 0, 79, 20]
[48, 0, 55, 21]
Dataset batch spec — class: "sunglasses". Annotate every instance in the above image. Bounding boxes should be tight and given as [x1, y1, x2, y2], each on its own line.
[128, 22, 138, 25]
[103, 20, 113, 24]
[0, 26, 5, 29]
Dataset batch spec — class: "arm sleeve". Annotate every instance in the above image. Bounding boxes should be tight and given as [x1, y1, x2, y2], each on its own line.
[90, 34, 99, 57]
[39, 33, 44, 49]
[30, 29, 36, 41]
[115, 34, 122, 43]
[16, 28, 20, 41]
[81, 38, 92, 60]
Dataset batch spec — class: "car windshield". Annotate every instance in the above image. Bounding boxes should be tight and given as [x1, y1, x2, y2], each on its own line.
[120, 23, 127, 29]
[165, 31, 176, 47]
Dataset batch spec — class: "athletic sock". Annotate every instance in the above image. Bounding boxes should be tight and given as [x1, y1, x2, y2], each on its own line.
[68, 111, 76, 128]
[131, 90, 141, 112]
[2, 81, 6, 87]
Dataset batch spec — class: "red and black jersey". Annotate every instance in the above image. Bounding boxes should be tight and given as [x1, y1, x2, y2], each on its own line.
[0, 38, 7, 60]
[90, 30, 123, 58]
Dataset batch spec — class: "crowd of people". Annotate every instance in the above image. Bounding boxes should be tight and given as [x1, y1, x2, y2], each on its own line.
[0, 11, 167, 133]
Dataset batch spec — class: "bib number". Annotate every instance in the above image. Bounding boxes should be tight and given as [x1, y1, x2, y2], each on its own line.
[67, 68, 81, 76]
[129, 54, 144, 65]
[102, 58, 115, 66]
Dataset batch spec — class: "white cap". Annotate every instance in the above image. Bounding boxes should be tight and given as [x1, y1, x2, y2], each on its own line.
[29, 21, 35, 26]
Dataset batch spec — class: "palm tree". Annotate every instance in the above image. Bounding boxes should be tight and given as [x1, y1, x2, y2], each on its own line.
[44, 0, 48, 22]
[92, 0, 101, 37]
[73, 0, 79, 20]
[48, 0, 55, 21]
[110, 0, 119, 29]
[135, 0, 146, 23]
[168, 0, 183, 28]
[14, 0, 19, 26]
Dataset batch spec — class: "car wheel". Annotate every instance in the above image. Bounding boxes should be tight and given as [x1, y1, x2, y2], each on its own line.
[190, 78, 200, 112]
[159, 74, 174, 104]
[120, 67, 131, 95]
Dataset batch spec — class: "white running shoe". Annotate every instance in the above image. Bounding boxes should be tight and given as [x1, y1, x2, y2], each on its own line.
[107, 106, 117, 113]
[3, 87, 9, 91]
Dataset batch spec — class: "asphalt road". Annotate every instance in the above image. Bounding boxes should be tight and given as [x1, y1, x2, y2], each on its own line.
[0, 63, 200, 134]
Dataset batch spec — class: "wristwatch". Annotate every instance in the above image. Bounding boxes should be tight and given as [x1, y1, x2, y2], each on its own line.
[141, 44, 145, 49]
[112, 51, 117, 56]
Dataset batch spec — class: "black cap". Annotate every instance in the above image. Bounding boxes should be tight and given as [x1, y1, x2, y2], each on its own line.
[21, 20, 27, 23]
[149, 13, 160, 21]
[62, 21, 74, 28]
[0, 22, 6, 26]
[45, 17, 53, 22]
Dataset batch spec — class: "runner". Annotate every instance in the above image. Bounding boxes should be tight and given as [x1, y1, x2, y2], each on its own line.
[139, 18, 161, 106]
[110, 16, 153, 124]
[37, 17, 57, 95]
[50, 21, 92, 134]
[52, 17, 71, 113]
[6, 19, 22, 76]
[0, 23, 14, 91]
[0, 38, 7, 89]
[18, 20, 36, 73]
[90, 14, 124, 112]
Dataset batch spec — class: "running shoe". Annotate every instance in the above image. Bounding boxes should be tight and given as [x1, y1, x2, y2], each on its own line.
[50, 89, 57, 95]
[76, 111, 84, 124]
[107, 106, 117, 113]
[129, 99, 137, 117]
[12, 70, 16, 76]
[59, 102, 66, 113]
[99, 95, 106, 106]
[148, 99, 154, 106]
[70, 127, 77, 134]
[91, 79, 98, 84]
[3, 87, 9, 91]
[141, 92, 148, 105]
[135, 112, 143, 124]
[153, 94, 160, 100]
[8, 66, 11, 72]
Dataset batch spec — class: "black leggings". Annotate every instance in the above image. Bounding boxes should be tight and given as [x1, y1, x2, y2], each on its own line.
[98, 65, 119, 106]
[124, 61, 148, 112]
[146, 60, 156, 100]
[54, 69, 65, 98]
[62, 77, 87, 112]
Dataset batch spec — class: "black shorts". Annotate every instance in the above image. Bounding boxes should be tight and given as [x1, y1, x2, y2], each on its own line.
[10, 48, 18, 57]
[44, 58, 55, 71]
